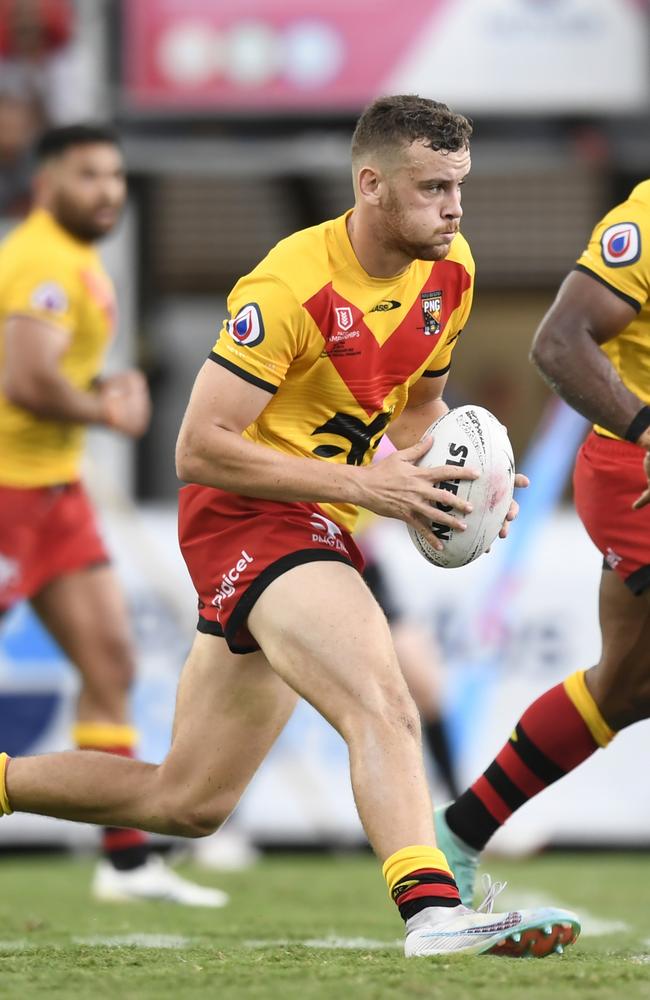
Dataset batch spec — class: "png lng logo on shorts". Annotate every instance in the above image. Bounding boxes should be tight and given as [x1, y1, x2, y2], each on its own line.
[600, 222, 641, 267]
[309, 513, 347, 552]
[211, 550, 254, 608]
[227, 302, 265, 347]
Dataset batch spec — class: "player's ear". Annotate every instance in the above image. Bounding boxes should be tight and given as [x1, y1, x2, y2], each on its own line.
[356, 165, 383, 206]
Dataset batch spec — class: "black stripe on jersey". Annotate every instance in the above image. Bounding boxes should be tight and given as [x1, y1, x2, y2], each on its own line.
[422, 363, 451, 378]
[209, 352, 278, 394]
[573, 265, 642, 313]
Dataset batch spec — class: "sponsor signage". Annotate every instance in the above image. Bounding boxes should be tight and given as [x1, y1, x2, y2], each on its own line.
[120, 0, 648, 114]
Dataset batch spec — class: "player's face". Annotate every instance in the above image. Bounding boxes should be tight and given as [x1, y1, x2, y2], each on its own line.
[380, 141, 470, 262]
[48, 143, 127, 241]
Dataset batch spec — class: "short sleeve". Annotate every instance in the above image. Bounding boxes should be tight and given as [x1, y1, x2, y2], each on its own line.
[575, 202, 650, 312]
[3, 257, 78, 333]
[210, 271, 304, 394]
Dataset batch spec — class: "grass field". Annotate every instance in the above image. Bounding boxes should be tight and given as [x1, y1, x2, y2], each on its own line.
[0, 851, 648, 999]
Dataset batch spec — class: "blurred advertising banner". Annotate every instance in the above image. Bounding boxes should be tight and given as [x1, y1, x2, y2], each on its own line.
[120, 0, 649, 115]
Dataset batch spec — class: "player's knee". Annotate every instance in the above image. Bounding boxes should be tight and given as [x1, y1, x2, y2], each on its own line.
[165, 808, 224, 839]
[588, 664, 650, 728]
[156, 784, 238, 838]
[95, 631, 136, 691]
[344, 677, 421, 742]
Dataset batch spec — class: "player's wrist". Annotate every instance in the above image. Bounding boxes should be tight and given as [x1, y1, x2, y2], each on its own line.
[96, 388, 120, 429]
[624, 404, 650, 446]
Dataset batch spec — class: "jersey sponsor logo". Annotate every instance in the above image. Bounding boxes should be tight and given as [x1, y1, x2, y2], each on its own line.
[228, 302, 265, 347]
[369, 299, 401, 313]
[335, 306, 354, 331]
[29, 282, 68, 314]
[421, 290, 443, 336]
[600, 222, 641, 267]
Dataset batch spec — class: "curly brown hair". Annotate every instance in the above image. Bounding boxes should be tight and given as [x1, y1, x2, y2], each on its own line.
[351, 94, 472, 163]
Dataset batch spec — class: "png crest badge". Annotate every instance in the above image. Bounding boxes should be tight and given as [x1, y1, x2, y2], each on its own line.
[421, 290, 442, 336]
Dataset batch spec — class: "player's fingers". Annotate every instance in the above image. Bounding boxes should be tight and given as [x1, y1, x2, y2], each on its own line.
[505, 498, 519, 522]
[632, 489, 650, 510]
[411, 500, 468, 531]
[420, 463, 480, 484]
[398, 435, 433, 462]
[514, 472, 529, 489]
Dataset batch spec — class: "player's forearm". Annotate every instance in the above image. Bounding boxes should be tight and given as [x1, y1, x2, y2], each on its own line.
[176, 424, 366, 504]
[3, 370, 106, 425]
[387, 397, 448, 450]
[531, 326, 646, 440]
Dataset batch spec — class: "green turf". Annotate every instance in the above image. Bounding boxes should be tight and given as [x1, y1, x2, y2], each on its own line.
[0, 851, 648, 998]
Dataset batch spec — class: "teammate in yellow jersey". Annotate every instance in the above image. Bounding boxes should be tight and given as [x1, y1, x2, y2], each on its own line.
[0, 98, 579, 957]
[0, 123, 226, 907]
[434, 181, 650, 906]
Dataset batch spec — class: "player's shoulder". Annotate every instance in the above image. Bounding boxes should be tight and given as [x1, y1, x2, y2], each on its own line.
[247, 216, 340, 298]
[445, 232, 475, 274]
[582, 180, 650, 273]
[0, 211, 80, 273]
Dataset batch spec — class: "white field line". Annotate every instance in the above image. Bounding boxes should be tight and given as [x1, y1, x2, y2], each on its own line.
[73, 934, 193, 948]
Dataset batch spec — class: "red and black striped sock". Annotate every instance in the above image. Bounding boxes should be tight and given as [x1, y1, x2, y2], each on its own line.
[73, 722, 149, 871]
[383, 845, 461, 921]
[445, 670, 615, 851]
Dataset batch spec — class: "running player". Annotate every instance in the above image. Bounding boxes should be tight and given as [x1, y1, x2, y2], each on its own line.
[0, 98, 579, 956]
[0, 123, 226, 906]
[435, 180, 650, 905]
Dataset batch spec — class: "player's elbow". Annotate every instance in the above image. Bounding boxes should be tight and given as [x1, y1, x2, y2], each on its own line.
[529, 323, 560, 378]
[175, 425, 204, 484]
[1, 372, 43, 412]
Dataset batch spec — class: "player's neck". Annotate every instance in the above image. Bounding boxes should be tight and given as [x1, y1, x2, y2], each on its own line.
[346, 209, 411, 279]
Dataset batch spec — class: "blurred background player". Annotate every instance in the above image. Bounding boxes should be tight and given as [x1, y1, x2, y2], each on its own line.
[0, 122, 227, 907]
[435, 179, 650, 904]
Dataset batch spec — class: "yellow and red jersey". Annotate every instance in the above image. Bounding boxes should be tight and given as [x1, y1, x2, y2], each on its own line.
[211, 210, 474, 530]
[575, 179, 650, 439]
[0, 208, 116, 487]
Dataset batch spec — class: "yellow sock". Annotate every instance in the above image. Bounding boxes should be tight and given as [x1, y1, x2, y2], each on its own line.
[564, 670, 615, 748]
[72, 722, 138, 750]
[0, 753, 13, 816]
[382, 845, 459, 919]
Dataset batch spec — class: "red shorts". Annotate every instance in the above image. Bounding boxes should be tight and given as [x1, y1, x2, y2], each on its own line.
[0, 482, 109, 612]
[573, 431, 650, 595]
[178, 485, 365, 654]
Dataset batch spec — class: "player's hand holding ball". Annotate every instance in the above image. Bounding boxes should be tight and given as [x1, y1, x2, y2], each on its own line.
[98, 369, 152, 438]
[358, 434, 479, 550]
[407, 405, 526, 567]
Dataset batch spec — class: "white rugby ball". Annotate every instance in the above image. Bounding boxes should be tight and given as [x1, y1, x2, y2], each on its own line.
[408, 405, 515, 568]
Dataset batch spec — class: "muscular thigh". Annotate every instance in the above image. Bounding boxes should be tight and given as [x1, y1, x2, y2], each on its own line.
[159, 632, 297, 815]
[247, 560, 412, 736]
[586, 568, 650, 723]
